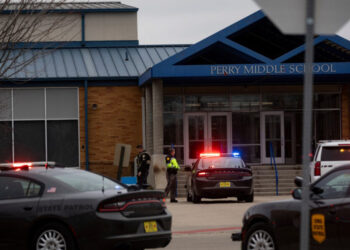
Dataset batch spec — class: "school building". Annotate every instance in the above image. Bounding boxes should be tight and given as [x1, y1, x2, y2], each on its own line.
[1, 2, 350, 185]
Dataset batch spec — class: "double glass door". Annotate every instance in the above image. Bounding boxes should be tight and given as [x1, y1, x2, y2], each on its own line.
[184, 113, 231, 165]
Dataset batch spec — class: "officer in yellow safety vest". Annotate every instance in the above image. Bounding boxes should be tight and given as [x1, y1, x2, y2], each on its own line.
[164, 148, 180, 202]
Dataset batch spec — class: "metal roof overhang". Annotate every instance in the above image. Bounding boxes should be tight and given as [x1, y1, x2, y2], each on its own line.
[138, 11, 350, 87]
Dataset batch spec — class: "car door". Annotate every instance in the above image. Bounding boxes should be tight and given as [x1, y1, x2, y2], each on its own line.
[308, 169, 350, 250]
[321, 169, 350, 250]
[0, 175, 42, 250]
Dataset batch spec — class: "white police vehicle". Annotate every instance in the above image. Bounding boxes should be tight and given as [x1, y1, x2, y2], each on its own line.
[310, 140, 350, 182]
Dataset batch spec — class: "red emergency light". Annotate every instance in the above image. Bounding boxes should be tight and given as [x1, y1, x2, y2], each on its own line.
[12, 162, 33, 168]
[200, 153, 221, 157]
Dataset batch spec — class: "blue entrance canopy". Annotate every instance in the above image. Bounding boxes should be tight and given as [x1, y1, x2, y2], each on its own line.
[139, 11, 350, 86]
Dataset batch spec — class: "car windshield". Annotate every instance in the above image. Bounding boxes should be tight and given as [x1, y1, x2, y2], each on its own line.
[199, 157, 244, 170]
[50, 170, 125, 192]
[321, 146, 350, 161]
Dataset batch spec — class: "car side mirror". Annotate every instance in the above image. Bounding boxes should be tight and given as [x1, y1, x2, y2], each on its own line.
[246, 164, 251, 169]
[292, 188, 302, 200]
[294, 176, 303, 187]
[184, 165, 192, 172]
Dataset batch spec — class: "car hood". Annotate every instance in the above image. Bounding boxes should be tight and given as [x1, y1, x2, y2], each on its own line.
[244, 198, 300, 222]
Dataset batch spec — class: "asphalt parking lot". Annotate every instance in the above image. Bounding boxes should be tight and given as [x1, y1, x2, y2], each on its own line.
[152, 195, 290, 250]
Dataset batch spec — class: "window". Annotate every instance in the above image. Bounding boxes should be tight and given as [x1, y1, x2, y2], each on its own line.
[200, 157, 245, 170]
[50, 170, 123, 192]
[0, 176, 42, 200]
[0, 88, 79, 166]
[185, 96, 230, 111]
[312, 170, 350, 199]
[321, 147, 350, 161]
[232, 113, 260, 163]
[164, 96, 184, 164]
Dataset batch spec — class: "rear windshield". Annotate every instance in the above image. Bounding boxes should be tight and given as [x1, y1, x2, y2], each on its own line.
[50, 170, 125, 192]
[199, 157, 245, 170]
[321, 147, 350, 161]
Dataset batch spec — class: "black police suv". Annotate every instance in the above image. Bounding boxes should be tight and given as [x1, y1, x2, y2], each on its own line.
[232, 165, 350, 250]
[0, 163, 171, 250]
[185, 153, 253, 203]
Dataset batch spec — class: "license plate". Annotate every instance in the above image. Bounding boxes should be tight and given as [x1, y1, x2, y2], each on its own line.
[144, 221, 158, 233]
[220, 182, 231, 188]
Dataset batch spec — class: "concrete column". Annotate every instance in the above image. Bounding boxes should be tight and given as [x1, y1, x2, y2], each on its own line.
[151, 79, 167, 190]
[152, 79, 164, 154]
[145, 85, 153, 154]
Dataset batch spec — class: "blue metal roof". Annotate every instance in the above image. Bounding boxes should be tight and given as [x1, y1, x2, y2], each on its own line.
[2, 2, 138, 14]
[139, 11, 350, 86]
[2, 46, 188, 81]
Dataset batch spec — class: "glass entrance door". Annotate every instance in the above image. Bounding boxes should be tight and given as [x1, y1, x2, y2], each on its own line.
[208, 113, 231, 154]
[184, 113, 231, 165]
[184, 113, 207, 165]
[261, 111, 285, 164]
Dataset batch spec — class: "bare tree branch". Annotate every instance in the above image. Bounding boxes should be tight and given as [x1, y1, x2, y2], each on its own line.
[0, 0, 79, 80]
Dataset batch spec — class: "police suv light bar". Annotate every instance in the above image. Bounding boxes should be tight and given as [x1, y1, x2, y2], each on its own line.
[200, 153, 221, 157]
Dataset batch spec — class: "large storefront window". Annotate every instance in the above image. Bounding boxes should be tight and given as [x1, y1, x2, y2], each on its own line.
[185, 96, 230, 111]
[0, 88, 79, 166]
[164, 96, 184, 164]
[315, 111, 341, 141]
[232, 113, 260, 163]
[164, 90, 341, 165]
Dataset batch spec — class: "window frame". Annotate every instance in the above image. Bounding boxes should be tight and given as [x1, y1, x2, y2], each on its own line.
[0, 87, 80, 167]
[0, 174, 44, 200]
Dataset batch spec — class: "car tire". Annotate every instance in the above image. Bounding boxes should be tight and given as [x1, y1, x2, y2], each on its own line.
[243, 223, 277, 250]
[31, 222, 76, 250]
[245, 192, 254, 203]
[237, 196, 244, 202]
[187, 191, 193, 202]
[192, 190, 201, 203]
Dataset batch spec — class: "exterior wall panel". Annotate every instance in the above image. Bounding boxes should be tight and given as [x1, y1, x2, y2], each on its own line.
[79, 86, 142, 178]
[85, 13, 137, 41]
[342, 85, 350, 139]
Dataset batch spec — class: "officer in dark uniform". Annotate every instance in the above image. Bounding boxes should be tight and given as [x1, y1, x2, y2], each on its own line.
[164, 148, 180, 203]
[136, 145, 151, 189]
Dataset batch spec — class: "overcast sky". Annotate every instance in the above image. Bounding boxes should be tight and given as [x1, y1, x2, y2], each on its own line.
[121, 0, 350, 45]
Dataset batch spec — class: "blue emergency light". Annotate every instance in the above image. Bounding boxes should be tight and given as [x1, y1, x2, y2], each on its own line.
[232, 152, 240, 158]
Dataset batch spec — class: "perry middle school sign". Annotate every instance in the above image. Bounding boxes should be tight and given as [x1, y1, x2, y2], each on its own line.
[210, 63, 337, 76]
[150, 62, 350, 79]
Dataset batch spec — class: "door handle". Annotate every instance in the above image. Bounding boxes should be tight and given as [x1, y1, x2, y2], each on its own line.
[23, 206, 33, 211]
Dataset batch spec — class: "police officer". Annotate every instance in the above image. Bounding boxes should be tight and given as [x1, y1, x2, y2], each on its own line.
[136, 145, 151, 189]
[164, 148, 180, 203]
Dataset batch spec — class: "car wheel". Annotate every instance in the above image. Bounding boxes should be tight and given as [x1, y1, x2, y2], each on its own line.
[243, 223, 276, 250]
[192, 189, 201, 203]
[245, 192, 254, 203]
[32, 223, 76, 250]
[187, 190, 193, 202]
[237, 196, 245, 202]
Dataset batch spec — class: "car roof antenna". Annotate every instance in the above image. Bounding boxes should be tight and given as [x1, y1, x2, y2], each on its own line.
[102, 176, 105, 193]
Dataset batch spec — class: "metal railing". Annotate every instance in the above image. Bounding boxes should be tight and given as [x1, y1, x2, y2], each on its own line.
[269, 142, 279, 196]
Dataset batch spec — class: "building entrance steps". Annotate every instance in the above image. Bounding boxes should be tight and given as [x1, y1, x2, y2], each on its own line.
[174, 165, 303, 198]
[252, 165, 303, 196]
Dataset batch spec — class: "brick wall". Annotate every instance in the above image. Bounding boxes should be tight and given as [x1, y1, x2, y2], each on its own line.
[79, 86, 143, 178]
[342, 85, 350, 139]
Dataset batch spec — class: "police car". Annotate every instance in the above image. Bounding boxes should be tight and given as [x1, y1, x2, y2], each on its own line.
[310, 140, 350, 182]
[232, 164, 350, 250]
[0, 162, 171, 250]
[185, 152, 253, 203]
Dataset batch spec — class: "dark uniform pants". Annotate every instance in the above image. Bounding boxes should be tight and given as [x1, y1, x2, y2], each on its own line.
[165, 171, 177, 200]
[137, 171, 148, 189]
